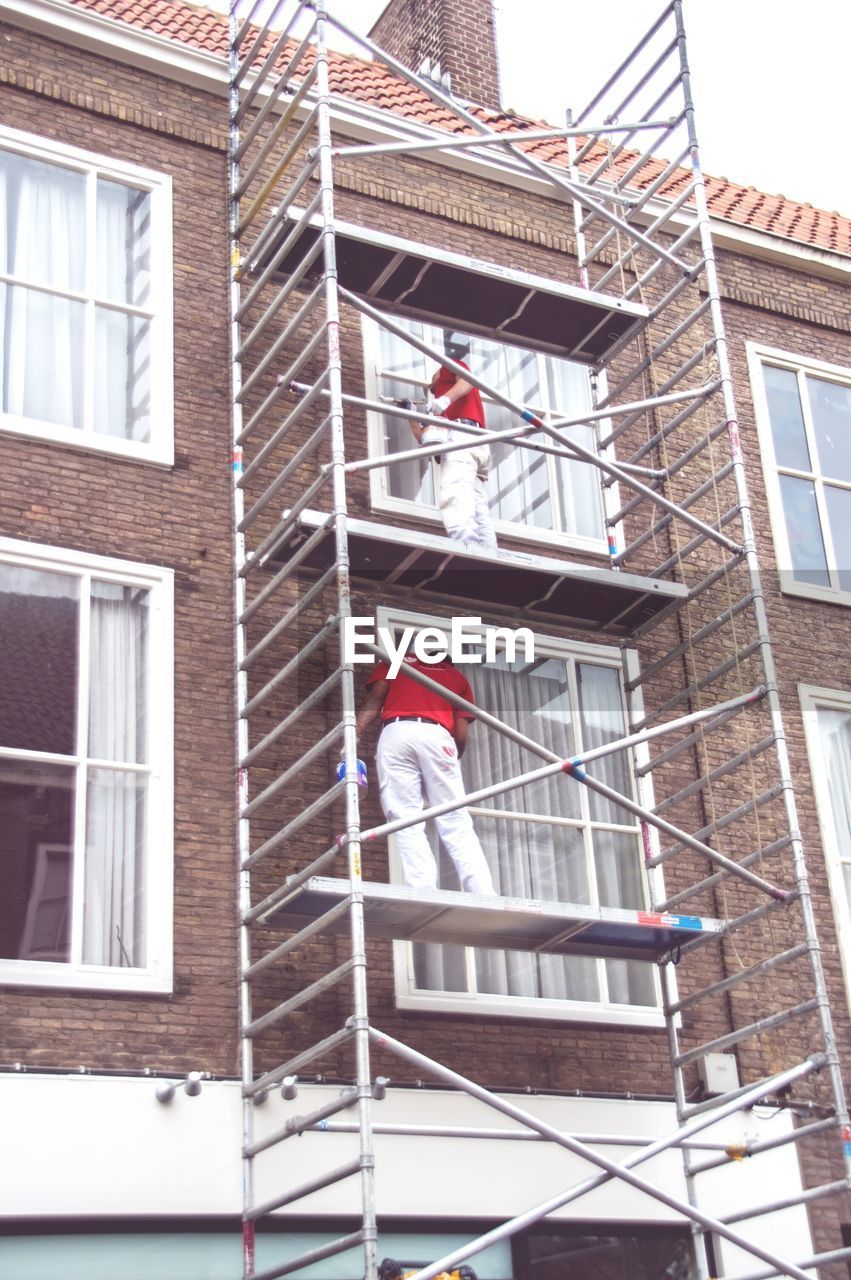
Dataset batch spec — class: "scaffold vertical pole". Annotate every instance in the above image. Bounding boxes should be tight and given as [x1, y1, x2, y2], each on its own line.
[312, 1, 379, 1272]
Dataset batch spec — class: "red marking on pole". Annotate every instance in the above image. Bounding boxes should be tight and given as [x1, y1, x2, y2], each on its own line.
[243, 1221, 255, 1276]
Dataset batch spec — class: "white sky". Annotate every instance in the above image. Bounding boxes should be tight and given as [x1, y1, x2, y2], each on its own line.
[223, 0, 850, 214]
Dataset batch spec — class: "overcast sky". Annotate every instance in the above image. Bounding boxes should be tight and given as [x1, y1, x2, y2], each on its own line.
[226, 0, 849, 214]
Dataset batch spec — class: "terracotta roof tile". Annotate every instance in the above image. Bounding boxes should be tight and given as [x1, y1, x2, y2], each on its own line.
[62, 0, 851, 258]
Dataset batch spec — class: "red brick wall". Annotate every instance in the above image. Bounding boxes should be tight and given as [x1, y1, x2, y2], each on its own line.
[0, 23, 237, 1077]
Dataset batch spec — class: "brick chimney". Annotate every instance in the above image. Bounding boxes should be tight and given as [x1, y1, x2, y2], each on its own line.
[368, 0, 502, 110]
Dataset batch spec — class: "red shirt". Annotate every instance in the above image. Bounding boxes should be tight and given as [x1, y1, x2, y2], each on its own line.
[368, 657, 476, 733]
[434, 361, 485, 428]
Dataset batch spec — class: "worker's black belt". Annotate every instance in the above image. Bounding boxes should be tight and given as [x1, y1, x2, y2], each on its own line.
[383, 715, 448, 730]
[454, 418, 482, 428]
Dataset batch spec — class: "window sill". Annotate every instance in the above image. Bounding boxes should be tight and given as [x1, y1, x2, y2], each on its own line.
[0, 960, 173, 995]
[0, 414, 174, 468]
[778, 575, 851, 608]
[395, 986, 665, 1027]
[370, 493, 610, 559]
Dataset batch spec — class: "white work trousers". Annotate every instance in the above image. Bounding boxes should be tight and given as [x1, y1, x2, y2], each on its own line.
[376, 720, 496, 896]
[422, 424, 497, 549]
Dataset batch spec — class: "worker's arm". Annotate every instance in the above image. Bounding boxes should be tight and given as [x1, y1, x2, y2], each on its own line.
[453, 715, 472, 758]
[417, 373, 472, 436]
[355, 680, 389, 737]
[429, 375, 470, 415]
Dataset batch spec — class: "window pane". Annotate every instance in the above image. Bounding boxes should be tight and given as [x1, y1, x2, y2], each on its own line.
[0, 151, 85, 292]
[824, 485, 851, 593]
[778, 474, 830, 586]
[808, 374, 851, 483]
[557, 425, 604, 540]
[816, 708, 851, 908]
[94, 308, 151, 441]
[593, 829, 644, 910]
[496, 341, 540, 407]
[0, 283, 85, 430]
[527, 1229, 695, 1279]
[382, 383, 435, 505]
[378, 320, 429, 383]
[606, 954, 657, 1006]
[88, 582, 149, 764]
[413, 939, 468, 991]
[477, 943, 601, 1002]
[377, 325, 435, 504]
[0, 564, 79, 754]
[763, 364, 810, 471]
[547, 356, 604, 539]
[83, 769, 147, 967]
[577, 663, 632, 825]
[490, 410, 553, 528]
[96, 179, 151, 308]
[0, 758, 74, 962]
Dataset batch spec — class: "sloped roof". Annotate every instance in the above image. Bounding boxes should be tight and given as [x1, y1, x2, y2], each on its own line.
[63, 0, 851, 258]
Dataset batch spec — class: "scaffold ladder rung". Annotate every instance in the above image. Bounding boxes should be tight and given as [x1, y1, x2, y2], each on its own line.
[246, 897, 353, 979]
[244, 1025, 357, 1100]
[245, 1088, 360, 1156]
[249, 1231, 366, 1280]
[246, 1157, 364, 1220]
[674, 998, 821, 1069]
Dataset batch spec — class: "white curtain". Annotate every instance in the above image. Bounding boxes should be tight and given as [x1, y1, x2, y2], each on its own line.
[818, 708, 851, 911]
[412, 655, 655, 1007]
[576, 663, 655, 1006]
[82, 583, 149, 967]
[0, 152, 85, 429]
[94, 179, 151, 442]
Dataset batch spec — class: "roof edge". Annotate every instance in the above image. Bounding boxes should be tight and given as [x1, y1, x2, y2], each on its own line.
[3, 0, 849, 280]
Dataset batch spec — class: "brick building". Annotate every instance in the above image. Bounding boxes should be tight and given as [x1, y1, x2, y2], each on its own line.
[1, 0, 850, 1277]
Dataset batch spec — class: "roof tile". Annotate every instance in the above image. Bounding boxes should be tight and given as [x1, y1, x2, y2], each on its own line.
[62, 0, 851, 258]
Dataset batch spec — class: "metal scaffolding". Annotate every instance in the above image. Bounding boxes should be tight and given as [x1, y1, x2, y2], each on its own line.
[228, 2, 851, 1277]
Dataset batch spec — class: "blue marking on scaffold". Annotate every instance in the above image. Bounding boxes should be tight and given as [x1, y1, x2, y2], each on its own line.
[671, 915, 703, 931]
[564, 756, 586, 781]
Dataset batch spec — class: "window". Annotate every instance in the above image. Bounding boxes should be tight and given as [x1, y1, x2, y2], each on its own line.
[749, 343, 851, 604]
[363, 317, 610, 552]
[0, 540, 173, 991]
[381, 608, 661, 1025]
[800, 685, 851, 1011]
[517, 1227, 695, 1279]
[0, 126, 173, 463]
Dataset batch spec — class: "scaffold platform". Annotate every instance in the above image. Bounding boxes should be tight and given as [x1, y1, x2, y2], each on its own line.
[284, 511, 687, 633]
[264, 877, 724, 962]
[256, 213, 648, 363]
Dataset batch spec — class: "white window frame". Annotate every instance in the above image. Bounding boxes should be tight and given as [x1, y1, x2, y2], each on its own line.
[0, 538, 174, 993]
[799, 683, 851, 1013]
[748, 341, 851, 606]
[375, 604, 664, 1027]
[0, 125, 174, 466]
[362, 316, 619, 557]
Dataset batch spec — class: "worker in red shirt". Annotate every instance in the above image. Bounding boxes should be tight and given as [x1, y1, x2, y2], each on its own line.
[355, 648, 496, 896]
[410, 356, 498, 551]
